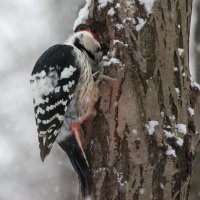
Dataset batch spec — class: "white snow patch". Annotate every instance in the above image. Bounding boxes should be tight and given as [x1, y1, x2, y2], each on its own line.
[122, 17, 136, 24]
[136, 18, 146, 31]
[115, 3, 121, 8]
[116, 23, 124, 30]
[131, 129, 138, 135]
[60, 65, 77, 79]
[145, 120, 159, 135]
[166, 145, 177, 157]
[98, 0, 113, 9]
[113, 169, 127, 186]
[160, 111, 165, 117]
[94, 167, 108, 175]
[139, 188, 145, 195]
[190, 78, 200, 90]
[73, 0, 92, 30]
[188, 107, 194, 117]
[163, 130, 174, 138]
[30, 71, 57, 105]
[174, 67, 178, 72]
[175, 87, 180, 98]
[113, 40, 128, 47]
[138, 0, 155, 15]
[176, 124, 187, 135]
[113, 101, 118, 108]
[178, 48, 184, 56]
[169, 115, 176, 122]
[176, 137, 184, 146]
[107, 7, 116, 16]
[100, 56, 122, 67]
[160, 183, 164, 189]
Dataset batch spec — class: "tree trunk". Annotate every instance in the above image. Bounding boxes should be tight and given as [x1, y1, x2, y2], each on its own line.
[77, 0, 200, 199]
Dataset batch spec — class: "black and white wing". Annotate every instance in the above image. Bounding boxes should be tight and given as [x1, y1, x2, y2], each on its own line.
[30, 44, 80, 161]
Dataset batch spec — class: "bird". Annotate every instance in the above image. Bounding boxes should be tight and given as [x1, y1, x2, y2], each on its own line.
[30, 24, 102, 197]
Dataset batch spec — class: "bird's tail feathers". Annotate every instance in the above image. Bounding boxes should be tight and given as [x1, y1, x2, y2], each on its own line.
[58, 134, 91, 197]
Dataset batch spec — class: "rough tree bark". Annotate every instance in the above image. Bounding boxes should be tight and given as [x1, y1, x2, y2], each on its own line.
[77, 0, 200, 199]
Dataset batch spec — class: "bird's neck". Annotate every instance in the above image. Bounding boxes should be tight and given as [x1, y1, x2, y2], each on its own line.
[66, 36, 95, 61]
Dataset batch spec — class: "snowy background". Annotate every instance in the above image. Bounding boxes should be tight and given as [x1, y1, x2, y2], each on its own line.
[0, 0, 199, 200]
[0, 1, 81, 200]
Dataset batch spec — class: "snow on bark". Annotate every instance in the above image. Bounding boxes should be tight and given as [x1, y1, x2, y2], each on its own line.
[138, 0, 155, 15]
[73, 0, 92, 30]
[145, 120, 159, 135]
[166, 145, 177, 157]
[176, 124, 187, 135]
[98, 0, 113, 9]
[107, 7, 116, 16]
[188, 107, 194, 117]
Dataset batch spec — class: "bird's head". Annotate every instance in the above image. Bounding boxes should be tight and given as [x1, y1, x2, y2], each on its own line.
[69, 30, 102, 63]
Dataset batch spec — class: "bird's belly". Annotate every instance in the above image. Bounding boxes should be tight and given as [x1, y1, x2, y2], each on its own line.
[67, 78, 97, 117]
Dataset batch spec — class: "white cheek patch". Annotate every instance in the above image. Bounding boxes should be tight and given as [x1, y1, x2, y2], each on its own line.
[83, 33, 101, 58]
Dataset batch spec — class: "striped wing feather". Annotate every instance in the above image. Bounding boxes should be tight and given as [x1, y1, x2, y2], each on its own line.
[31, 44, 80, 161]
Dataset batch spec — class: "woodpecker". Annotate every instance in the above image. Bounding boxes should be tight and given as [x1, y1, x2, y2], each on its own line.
[30, 25, 102, 197]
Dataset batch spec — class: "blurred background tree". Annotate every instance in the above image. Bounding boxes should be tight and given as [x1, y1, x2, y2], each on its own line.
[194, 0, 200, 83]
[190, 1, 200, 199]
[0, 1, 81, 199]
